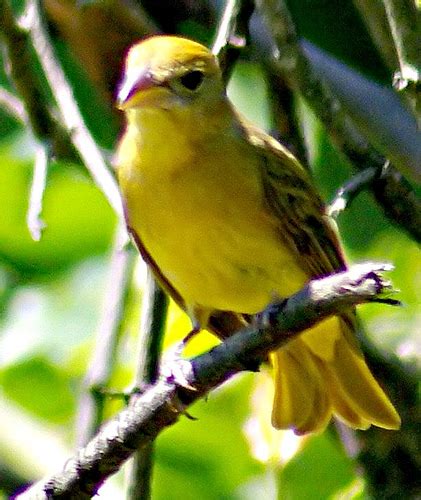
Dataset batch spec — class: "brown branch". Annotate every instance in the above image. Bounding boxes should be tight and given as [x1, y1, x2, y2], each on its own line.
[17, 263, 397, 499]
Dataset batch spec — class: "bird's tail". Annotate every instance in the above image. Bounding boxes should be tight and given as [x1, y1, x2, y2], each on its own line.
[270, 315, 401, 434]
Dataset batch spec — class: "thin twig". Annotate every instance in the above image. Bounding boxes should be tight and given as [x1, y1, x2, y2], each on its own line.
[0, 88, 26, 122]
[76, 223, 136, 447]
[212, 0, 254, 82]
[134, 271, 169, 387]
[23, 0, 124, 218]
[212, 0, 240, 55]
[372, 162, 421, 242]
[18, 263, 397, 499]
[352, 0, 399, 73]
[125, 270, 168, 500]
[327, 166, 379, 218]
[255, 0, 421, 243]
[0, 0, 73, 157]
[26, 142, 49, 241]
[382, 0, 421, 87]
[382, 0, 421, 122]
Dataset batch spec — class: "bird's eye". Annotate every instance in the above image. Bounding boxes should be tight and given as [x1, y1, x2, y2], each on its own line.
[179, 70, 205, 91]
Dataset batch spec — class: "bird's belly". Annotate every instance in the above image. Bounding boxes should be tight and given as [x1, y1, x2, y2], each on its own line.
[124, 171, 309, 315]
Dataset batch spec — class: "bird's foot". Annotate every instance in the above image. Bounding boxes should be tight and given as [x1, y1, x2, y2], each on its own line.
[160, 326, 201, 392]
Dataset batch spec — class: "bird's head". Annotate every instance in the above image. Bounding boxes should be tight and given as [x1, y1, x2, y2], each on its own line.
[117, 36, 225, 113]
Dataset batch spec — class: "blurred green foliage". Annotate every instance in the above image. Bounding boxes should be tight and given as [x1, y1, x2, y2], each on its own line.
[287, 0, 389, 82]
[0, 356, 75, 423]
[0, 1, 419, 498]
[0, 147, 115, 277]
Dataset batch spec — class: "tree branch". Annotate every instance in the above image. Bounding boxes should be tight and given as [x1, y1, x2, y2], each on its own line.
[24, 0, 124, 219]
[26, 142, 50, 241]
[76, 224, 136, 447]
[125, 270, 168, 500]
[382, 0, 421, 121]
[0, 88, 26, 122]
[352, 0, 399, 74]
[326, 160, 421, 245]
[255, 0, 421, 243]
[0, 0, 71, 154]
[17, 263, 397, 499]
[212, 0, 254, 83]
[371, 162, 421, 243]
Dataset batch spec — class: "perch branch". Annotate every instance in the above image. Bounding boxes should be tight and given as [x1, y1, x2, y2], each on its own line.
[18, 263, 397, 499]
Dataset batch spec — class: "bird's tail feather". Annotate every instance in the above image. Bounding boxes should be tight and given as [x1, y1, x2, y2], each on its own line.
[270, 316, 401, 434]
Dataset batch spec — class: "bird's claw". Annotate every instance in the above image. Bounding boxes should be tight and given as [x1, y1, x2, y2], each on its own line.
[161, 341, 197, 391]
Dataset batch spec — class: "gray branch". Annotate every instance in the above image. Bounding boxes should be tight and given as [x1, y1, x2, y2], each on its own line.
[24, 0, 124, 218]
[383, 0, 421, 87]
[0, 0, 70, 151]
[383, 0, 421, 123]
[76, 225, 136, 448]
[254, 0, 421, 244]
[18, 263, 397, 499]
[26, 142, 50, 241]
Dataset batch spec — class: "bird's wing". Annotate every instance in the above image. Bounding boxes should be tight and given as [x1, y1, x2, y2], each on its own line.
[240, 121, 360, 348]
[243, 121, 347, 278]
[239, 121, 400, 433]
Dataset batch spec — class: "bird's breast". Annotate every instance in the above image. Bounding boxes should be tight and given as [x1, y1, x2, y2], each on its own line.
[118, 126, 307, 314]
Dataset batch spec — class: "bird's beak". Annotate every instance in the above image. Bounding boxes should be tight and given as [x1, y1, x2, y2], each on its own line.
[116, 68, 157, 110]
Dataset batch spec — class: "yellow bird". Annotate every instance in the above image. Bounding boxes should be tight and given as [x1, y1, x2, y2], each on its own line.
[116, 35, 400, 434]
